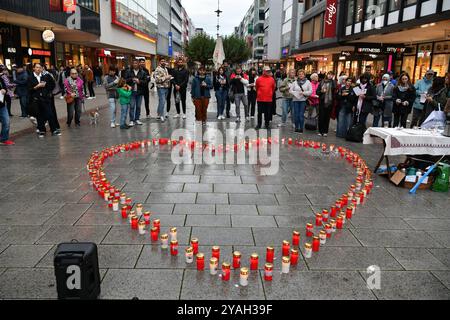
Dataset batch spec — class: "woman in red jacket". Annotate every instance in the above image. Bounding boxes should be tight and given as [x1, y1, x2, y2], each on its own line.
[255, 67, 276, 130]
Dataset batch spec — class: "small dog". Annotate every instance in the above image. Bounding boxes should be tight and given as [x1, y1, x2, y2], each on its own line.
[89, 108, 100, 125]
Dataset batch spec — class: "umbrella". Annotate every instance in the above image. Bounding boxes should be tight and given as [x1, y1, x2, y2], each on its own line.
[213, 36, 225, 70]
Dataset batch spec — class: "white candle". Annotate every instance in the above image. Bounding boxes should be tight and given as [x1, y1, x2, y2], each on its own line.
[281, 257, 290, 274]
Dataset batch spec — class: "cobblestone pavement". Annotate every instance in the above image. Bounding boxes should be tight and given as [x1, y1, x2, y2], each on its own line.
[0, 92, 449, 300]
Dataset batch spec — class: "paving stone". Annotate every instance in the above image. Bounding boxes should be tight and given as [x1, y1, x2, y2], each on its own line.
[146, 192, 197, 204]
[352, 229, 442, 248]
[349, 217, 412, 230]
[216, 205, 258, 215]
[387, 248, 448, 271]
[173, 204, 215, 215]
[102, 226, 191, 245]
[0, 204, 64, 226]
[45, 191, 88, 204]
[190, 227, 254, 246]
[201, 176, 242, 184]
[432, 271, 450, 290]
[286, 185, 335, 195]
[36, 226, 110, 244]
[186, 215, 231, 227]
[0, 245, 53, 268]
[375, 204, 436, 219]
[275, 194, 311, 205]
[231, 216, 277, 228]
[404, 219, 450, 231]
[144, 175, 200, 183]
[196, 193, 229, 204]
[0, 226, 51, 245]
[360, 271, 450, 300]
[256, 184, 288, 194]
[258, 205, 314, 217]
[263, 271, 376, 300]
[100, 269, 183, 299]
[0, 268, 57, 299]
[123, 182, 184, 193]
[183, 183, 213, 193]
[229, 194, 278, 205]
[214, 184, 258, 194]
[44, 204, 91, 225]
[274, 216, 319, 228]
[241, 175, 297, 185]
[428, 249, 450, 268]
[426, 231, 450, 248]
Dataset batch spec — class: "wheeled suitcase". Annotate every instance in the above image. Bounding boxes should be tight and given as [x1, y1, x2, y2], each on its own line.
[53, 242, 101, 300]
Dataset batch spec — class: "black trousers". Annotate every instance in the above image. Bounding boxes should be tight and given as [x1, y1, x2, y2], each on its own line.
[67, 98, 82, 126]
[88, 81, 95, 97]
[36, 98, 58, 133]
[166, 85, 172, 112]
[51, 97, 60, 130]
[226, 95, 231, 117]
[248, 91, 257, 117]
[5, 95, 12, 116]
[318, 104, 332, 134]
[142, 88, 150, 116]
[174, 87, 187, 114]
[393, 112, 408, 128]
[257, 101, 271, 128]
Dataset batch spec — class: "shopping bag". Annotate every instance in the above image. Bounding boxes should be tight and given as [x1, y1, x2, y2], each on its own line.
[432, 164, 449, 193]
[305, 116, 318, 131]
[421, 104, 446, 129]
[346, 123, 366, 142]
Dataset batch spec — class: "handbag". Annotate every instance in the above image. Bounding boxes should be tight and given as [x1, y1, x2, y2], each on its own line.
[421, 103, 446, 129]
[65, 94, 74, 104]
[346, 113, 366, 142]
[228, 87, 235, 104]
[305, 115, 318, 131]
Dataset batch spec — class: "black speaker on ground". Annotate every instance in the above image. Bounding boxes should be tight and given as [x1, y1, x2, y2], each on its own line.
[53, 242, 101, 300]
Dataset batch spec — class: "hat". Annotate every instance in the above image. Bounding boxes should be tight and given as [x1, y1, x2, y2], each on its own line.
[382, 73, 390, 80]
[426, 69, 434, 75]
[263, 66, 271, 72]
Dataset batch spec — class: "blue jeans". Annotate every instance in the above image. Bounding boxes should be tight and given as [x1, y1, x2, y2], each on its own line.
[120, 104, 130, 127]
[0, 106, 10, 142]
[215, 89, 227, 117]
[292, 101, 306, 130]
[281, 98, 293, 124]
[109, 98, 117, 123]
[130, 92, 143, 121]
[19, 95, 28, 117]
[337, 109, 353, 138]
[95, 76, 102, 86]
[373, 111, 382, 127]
[157, 88, 168, 117]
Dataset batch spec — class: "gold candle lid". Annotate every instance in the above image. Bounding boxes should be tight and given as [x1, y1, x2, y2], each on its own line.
[138, 221, 145, 226]
[290, 248, 299, 255]
[233, 251, 241, 257]
[160, 233, 168, 240]
[210, 257, 218, 264]
[304, 243, 312, 249]
[313, 236, 319, 240]
[144, 211, 151, 215]
[251, 253, 259, 259]
[282, 240, 290, 246]
[153, 219, 160, 224]
[136, 203, 143, 208]
[222, 262, 231, 269]
[316, 213, 322, 217]
[196, 253, 204, 259]
[265, 263, 273, 270]
[185, 247, 193, 253]
[212, 246, 220, 251]
[319, 230, 327, 236]
[191, 238, 198, 244]
[266, 246, 274, 252]
[170, 227, 177, 233]
[293, 231, 300, 236]
[306, 223, 313, 227]
[170, 240, 178, 245]
[282, 256, 290, 263]
[240, 267, 249, 275]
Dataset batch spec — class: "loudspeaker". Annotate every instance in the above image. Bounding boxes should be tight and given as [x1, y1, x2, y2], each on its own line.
[53, 242, 101, 300]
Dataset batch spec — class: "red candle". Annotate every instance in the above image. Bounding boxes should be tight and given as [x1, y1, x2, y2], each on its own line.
[143, 212, 151, 225]
[266, 246, 274, 263]
[342, 194, 348, 206]
[264, 263, 273, 281]
[250, 253, 259, 270]
[290, 249, 299, 266]
[359, 192, 365, 204]
[325, 224, 332, 238]
[222, 263, 231, 281]
[126, 198, 132, 210]
[196, 253, 205, 271]
[292, 231, 300, 247]
[153, 219, 161, 232]
[282, 240, 290, 257]
[315, 213, 323, 227]
[336, 216, 344, 229]
[330, 206, 337, 218]
[233, 251, 241, 269]
[335, 199, 342, 209]
[212, 246, 220, 260]
[346, 206, 353, 220]
[191, 238, 199, 255]
[312, 236, 320, 252]
[150, 227, 159, 242]
[170, 240, 178, 256]
[306, 223, 314, 237]
[131, 215, 138, 230]
[322, 210, 329, 222]
[121, 206, 128, 219]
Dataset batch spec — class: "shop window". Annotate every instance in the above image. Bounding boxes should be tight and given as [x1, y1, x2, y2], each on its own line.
[20, 28, 28, 47]
[301, 19, 312, 44]
[313, 15, 322, 41]
[414, 43, 432, 83]
[432, 54, 450, 77]
[355, 0, 364, 22]
[389, 0, 400, 11]
[29, 29, 43, 49]
[346, 0, 354, 25]
[402, 56, 415, 79]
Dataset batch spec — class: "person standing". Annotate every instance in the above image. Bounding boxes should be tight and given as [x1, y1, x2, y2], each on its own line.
[229, 66, 249, 122]
[411, 69, 434, 127]
[139, 58, 152, 119]
[103, 66, 120, 128]
[0, 66, 16, 117]
[374, 74, 395, 127]
[222, 61, 232, 118]
[0, 75, 14, 145]
[84, 65, 95, 99]
[392, 73, 416, 128]
[116, 78, 133, 130]
[172, 57, 189, 119]
[123, 59, 147, 126]
[166, 65, 174, 118]
[424, 76, 447, 121]
[58, 66, 67, 100]
[93, 65, 103, 87]
[28, 63, 60, 138]
[191, 66, 212, 125]
[213, 66, 229, 120]
[290, 70, 312, 134]
[353, 74, 375, 126]
[64, 68, 84, 127]
[336, 77, 356, 138]
[255, 66, 276, 130]
[278, 69, 296, 127]
[154, 58, 172, 122]
[308, 73, 320, 119]
[317, 72, 336, 137]
[247, 68, 258, 119]
[13, 65, 29, 118]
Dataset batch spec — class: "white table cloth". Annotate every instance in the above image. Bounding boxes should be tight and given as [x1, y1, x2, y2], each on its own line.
[363, 127, 450, 156]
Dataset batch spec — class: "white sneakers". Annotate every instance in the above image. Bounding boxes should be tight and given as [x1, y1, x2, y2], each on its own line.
[182, 114, 186, 119]
[173, 114, 180, 118]
[129, 121, 134, 127]
[217, 115, 225, 120]
[245, 117, 250, 122]
[278, 123, 286, 127]
[160, 116, 165, 122]
[135, 120, 143, 125]
[110, 123, 116, 128]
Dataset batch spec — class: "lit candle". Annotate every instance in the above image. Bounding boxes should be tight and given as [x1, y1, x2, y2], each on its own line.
[233, 251, 241, 269]
[322, 210, 329, 222]
[306, 223, 314, 237]
[126, 198, 132, 210]
[143, 212, 151, 225]
[266, 246, 274, 263]
[121, 206, 128, 219]
[325, 224, 332, 238]
[209, 258, 218, 275]
[319, 230, 327, 245]
[131, 215, 138, 230]
[221, 262, 231, 281]
[359, 192, 365, 204]
[336, 216, 344, 229]
[108, 196, 114, 208]
[312, 236, 320, 252]
[196, 253, 205, 271]
[282, 240, 290, 257]
[150, 227, 159, 242]
[138, 221, 146, 235]
[170, 240, 178, 256]
[153, 219, 161, 232]
[342, 194, 348, 206]
[290, 249, 299, 266]
[160, 233, 169, 249]
[304, 243, 312, 258]
[250, 253, 259, 270]
[264, 263, 273, 281]
[281, 256, 290, 274]
[136, 204, 143, 216]
[292, 231, 300, 247]
[104, 191, 110, 202]
[330, 206, 337, 218]
[120, 193, 126, 205]
[212, 246, 220, 261]
[346, 206, 353, 220]
[112, 199, 119, 212]
[315, 213, 323, 227]
[335, 199, 342, 209]
[191, 238, 199, 255]
[330, 219, 337, 232]
[240, 268, 249, 287]
[170, 227, 177, 242]
[185, 247, 194, 264]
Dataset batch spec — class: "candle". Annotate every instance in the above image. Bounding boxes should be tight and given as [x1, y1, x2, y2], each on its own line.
[185, 247, 194, 264]
[266, 246, 274, 263]
[138, 221, 146, 235]
[292, 231, 300, 247]
[330, 206, 337, 218]
[153, 219, 161, 232]
[240, 268, 249, 287]
[346, 206, 353, 220]
[128, 211, 135, 223]
[131, 215, 138, 230]
[121, 206, 128, 219]
[335, 199, 342, 209]
[322, 210, 329, 222]
[150, 227, 159, 242]
[359, 192, 365, 204]
[212, 246, 220, 261]
[352, 199, 358, 208]
[209, 258, 218, 275]
[104, 191, 110, 202]
[330, 219, 337, 232]
[170, 227, 177, 242]
[250, 253, 259, 270]
[336, 216, 344, 229]
[306, 223, 314, 237]
[315, 213, 323, 227]
[160, 234, 169, 249]
[312, 236, 320, 252]
[120, 193, 126, 205]
[191, 238, 199, 255]
[264, 263, 273, 281]
[342, 194, 348, 206]
[221, 263, 231, 281]
[196, 253, 205, 271]
[126, 198, 132, 210]
[233, 251, 241, 269]
[108, 196, 114, 208]
[112, 199, 119, 212]
[325, 224, 332, 238]
[304, 243, 312, 258]
[136, 204, 143, 216]
[290, 249, 299, 266]
[319, 230, 327, 245]
[282, 240, 290, 257]
[143, 212, 151, 225]
[281, 256, 290, 274]
[170, 240, 178, 256]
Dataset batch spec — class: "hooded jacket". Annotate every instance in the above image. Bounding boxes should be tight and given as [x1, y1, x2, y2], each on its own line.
[413, 76, 433, 110]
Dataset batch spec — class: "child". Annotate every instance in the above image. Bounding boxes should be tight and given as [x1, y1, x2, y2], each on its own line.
[117, 78, 133, 129]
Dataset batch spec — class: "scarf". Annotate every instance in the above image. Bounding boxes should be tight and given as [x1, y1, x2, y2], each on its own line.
[322, 80, 333, 107]
[68, 77, 79, 98]
[398, 84, 409, 92]
[357, 83, 367, 112]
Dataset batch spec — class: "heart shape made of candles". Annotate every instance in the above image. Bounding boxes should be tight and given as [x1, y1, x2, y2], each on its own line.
[87, 137, 374, 285]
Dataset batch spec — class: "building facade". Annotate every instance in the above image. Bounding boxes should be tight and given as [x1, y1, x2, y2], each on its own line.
[263, 0, 283, 61]
[157, 0, 183, 60]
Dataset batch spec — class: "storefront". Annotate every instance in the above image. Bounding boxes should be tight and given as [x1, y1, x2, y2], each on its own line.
[291, 55, 334, 74]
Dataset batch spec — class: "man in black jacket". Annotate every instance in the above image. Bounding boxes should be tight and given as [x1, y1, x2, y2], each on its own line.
[171, 57, 189, 119]
[123, 59, 148, 126]
[139, 58, 152, 119]
[28, 63, 60, 137]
